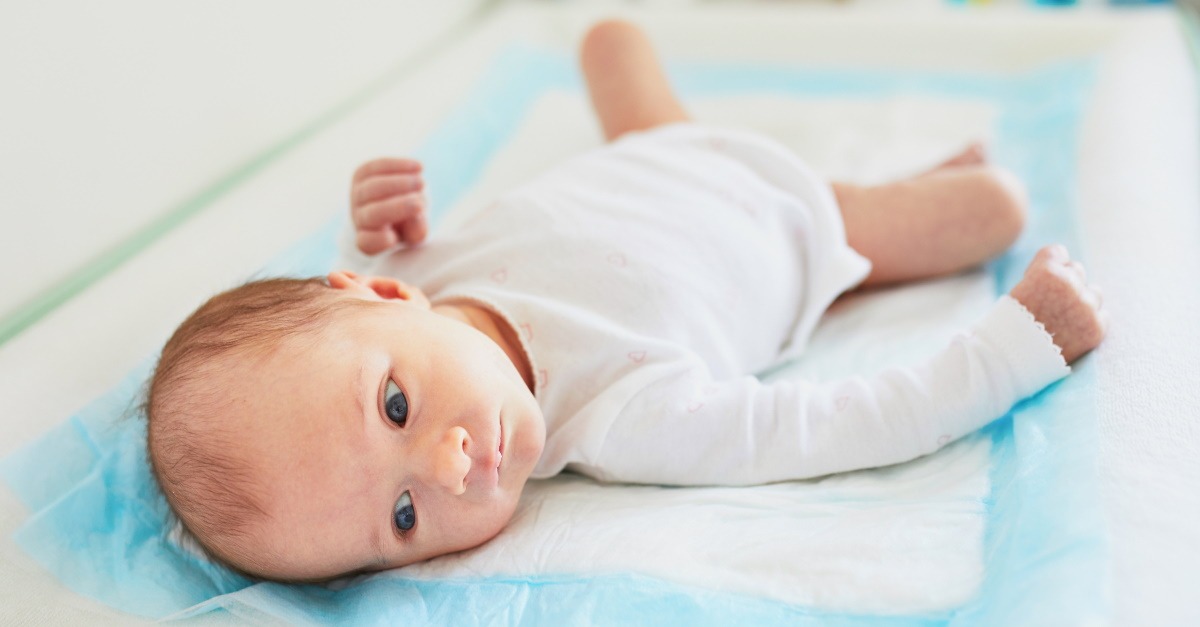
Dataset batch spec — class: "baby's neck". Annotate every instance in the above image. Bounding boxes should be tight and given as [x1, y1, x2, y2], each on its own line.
[431, 302, 535, 393]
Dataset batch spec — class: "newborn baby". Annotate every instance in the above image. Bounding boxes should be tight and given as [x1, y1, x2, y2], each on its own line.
[145, 20, 1108, 582]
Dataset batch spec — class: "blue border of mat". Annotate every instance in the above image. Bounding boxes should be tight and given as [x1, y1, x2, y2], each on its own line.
[2, 46, 1104, 625]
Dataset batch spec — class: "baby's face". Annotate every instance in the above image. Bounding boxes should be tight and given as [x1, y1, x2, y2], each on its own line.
[226, 286, 545, 581]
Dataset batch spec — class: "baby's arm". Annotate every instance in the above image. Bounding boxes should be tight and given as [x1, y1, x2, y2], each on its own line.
[578, 245, 1106, 486]
[348, 157, 428, 254]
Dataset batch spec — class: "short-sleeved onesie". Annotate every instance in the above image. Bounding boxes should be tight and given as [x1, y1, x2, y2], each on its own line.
[349, 123, 1069, 486]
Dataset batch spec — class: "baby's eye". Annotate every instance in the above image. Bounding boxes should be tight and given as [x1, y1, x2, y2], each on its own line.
[384, 379, 408, 426]
[394, 491, 416, 532]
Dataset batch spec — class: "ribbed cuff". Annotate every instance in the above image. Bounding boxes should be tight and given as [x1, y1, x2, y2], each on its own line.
[973, 295, 1071, 398]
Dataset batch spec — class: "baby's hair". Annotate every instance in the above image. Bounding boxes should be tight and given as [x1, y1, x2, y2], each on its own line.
[144, 277, 364, 575]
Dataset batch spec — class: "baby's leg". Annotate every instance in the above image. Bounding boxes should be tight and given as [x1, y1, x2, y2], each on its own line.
[580, 20, 690, 142]
[833, 164, 1027, 288]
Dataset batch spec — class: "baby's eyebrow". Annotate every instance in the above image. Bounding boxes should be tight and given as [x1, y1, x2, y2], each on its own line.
[354, 363, 373, 429]
[369, 525, 388, 569]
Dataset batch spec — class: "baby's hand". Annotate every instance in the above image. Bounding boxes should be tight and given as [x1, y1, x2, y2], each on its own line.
[1009, 244, 1109, 364]
[350, 157, 428, 254]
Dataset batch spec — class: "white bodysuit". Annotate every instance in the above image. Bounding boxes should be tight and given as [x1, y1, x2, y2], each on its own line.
[351, 123, 1070, 486]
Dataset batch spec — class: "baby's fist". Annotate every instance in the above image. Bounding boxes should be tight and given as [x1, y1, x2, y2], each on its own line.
[1009, 244, 1109, 364]
[350, 157, 428, 254]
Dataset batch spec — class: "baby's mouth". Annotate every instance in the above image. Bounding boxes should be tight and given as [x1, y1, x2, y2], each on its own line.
[497, 418, 504, 469]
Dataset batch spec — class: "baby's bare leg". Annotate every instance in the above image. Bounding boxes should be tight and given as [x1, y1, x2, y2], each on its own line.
[579, 20, 1022, 287]
[580, 20, 690, 142]
[834, 165, 1028, 288]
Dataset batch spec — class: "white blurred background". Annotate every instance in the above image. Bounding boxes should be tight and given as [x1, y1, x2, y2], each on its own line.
[0, 1, 485, 332]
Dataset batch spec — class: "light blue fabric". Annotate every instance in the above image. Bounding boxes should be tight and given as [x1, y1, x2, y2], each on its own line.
[0, 46, 1104, 625]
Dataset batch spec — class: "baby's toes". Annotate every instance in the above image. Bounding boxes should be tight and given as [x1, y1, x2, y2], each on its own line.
[939, 142, 989, 169]
[963, 141, 988, 164]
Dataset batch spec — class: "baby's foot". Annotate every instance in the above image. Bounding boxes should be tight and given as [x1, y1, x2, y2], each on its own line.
[921, 142, 988, 177]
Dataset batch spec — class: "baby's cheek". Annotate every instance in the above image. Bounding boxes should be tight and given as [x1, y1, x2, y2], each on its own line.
[447, 504, 516, 556]
[491, 346, 525, 387]
[512, 409, 546, 473]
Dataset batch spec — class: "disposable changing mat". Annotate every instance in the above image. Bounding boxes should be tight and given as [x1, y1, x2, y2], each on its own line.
[1, 47, 1104, 625]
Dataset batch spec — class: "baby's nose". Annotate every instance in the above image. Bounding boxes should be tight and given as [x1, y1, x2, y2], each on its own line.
[431, 426, 471, 495]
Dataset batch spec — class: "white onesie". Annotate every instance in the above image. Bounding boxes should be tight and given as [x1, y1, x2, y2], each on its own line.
[350, 123, 1070, 486]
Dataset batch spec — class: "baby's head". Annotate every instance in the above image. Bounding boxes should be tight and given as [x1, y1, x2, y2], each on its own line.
[146, 272, 545, 581]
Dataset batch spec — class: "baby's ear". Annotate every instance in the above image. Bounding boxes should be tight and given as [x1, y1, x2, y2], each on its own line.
[327, 271, 430, 308]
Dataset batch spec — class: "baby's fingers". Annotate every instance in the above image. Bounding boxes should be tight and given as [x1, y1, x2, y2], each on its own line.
[1030, 243, 1069, 269]
[399, 212, 428, 245]
[354, 193, 427, 231]
[356, 227, 400, 255]
[352, 174, 424, 209]
[352, 158, 422, 185]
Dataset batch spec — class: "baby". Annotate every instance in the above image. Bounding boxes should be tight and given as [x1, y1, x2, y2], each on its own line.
[145, 20, 1108, 583]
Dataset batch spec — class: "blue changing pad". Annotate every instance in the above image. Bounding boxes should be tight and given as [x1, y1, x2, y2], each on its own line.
[0, 47, 1103, 625]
